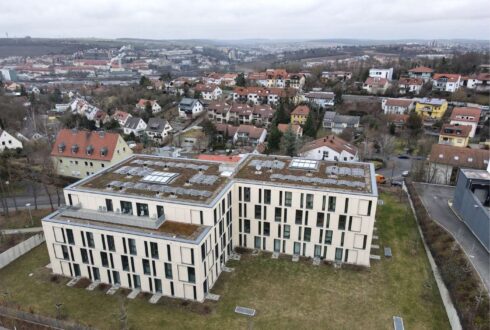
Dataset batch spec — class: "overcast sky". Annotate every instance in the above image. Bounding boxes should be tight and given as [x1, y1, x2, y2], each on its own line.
[1, 0, 489, 40]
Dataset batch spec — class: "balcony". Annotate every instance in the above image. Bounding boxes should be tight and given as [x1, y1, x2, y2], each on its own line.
[59, 206, 165, 230]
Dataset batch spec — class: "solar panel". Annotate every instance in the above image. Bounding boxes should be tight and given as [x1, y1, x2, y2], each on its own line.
[290, 159, 318, 170]
[249, 159, 285, 169]
[352, 168, 365, 177]
[142, 171, 179, 184]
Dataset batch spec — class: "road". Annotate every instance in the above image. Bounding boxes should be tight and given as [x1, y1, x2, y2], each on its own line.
[414, 183, 490, 292]
[377, 156, 413, 181]
[343, 94, 382, 103]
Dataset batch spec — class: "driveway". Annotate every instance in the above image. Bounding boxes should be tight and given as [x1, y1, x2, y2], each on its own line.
[414, 183, 490, 291]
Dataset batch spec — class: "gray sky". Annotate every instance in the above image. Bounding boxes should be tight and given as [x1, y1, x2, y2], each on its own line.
[1, 0, 489, 40]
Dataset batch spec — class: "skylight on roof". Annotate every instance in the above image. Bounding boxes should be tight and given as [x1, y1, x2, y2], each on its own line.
[289, 159, 318, 170]
[142, 171, 179, 185]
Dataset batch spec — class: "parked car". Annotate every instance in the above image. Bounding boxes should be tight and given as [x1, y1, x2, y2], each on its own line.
[402, 171, 410, 177]
[398, 154, 410, 159]
[376, 174, 386, 184]
[391, 180, 403, 187]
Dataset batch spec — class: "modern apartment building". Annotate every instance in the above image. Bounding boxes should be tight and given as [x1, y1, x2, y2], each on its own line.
[42, 154, 378, 302]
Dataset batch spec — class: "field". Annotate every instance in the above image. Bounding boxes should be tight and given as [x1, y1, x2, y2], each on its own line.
[0, 193, 449, 329]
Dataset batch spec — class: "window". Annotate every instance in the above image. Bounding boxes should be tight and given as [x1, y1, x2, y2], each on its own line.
[244, 187, 251, 202]
[344, 198, 349, 213]
[283, 225, 291, 239]
[254, 236, 261, 249]
[154, 279, 162, 293]
[100, 252, 109, 267]
[295, 210, 303, 225]
[121, 255, 129, 271]
[263, 222, 270, 236]
[86, 232, 94, 248]
[328, 196, 336, 212]
[120, 201, 133, 215]
[285, 192, 292, 207]
[244, 219, 250, 233]
[264, 189, 271, 204]
[316, 213, 324, 227]
[136, 203, 149, 217]
[128, 239, 137, 255]
[274, 239, 281, 252]
[164, 263, 173, 279]
[93, 267, 100, 281]
[314, 245, 322, 258]
[274, 207, 282, 222]
[61, 245, 69, 260]
[367, 201, 372, 216]
[81, 248, 89, 264]
[107, 235, 115, 252]
[66, 229, 75, 244]
[306, 194, 314, 209]
[133, 275, 141, 289]
[293, 242, 301, 255]
[325, 230, 333, 245]
[254, 205, 262, 219]
[157, 205, 165, 218]
[73, 263, 81, 277]
[338, 215, 347, 230]
[150, 242, 159, 259]
[104, 199, 113, 212]
[335, 248, 343, 261]
[142, 259, 151, 275]
[188, 267, 196, 283]
[303, 228, 311, 242]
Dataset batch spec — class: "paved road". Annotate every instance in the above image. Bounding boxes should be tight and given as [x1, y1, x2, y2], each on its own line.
[414, 183, 490, 292]
[377, 156, 413, 181]
[4, 194, 64, 209]
[343, 94, 382, 102]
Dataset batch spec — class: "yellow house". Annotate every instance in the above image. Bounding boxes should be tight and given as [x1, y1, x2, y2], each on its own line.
[51, 129, 133, 178]
[415, 97, 448, 119]
[291, 105, 310, 125]
[438, 124, 471, 147]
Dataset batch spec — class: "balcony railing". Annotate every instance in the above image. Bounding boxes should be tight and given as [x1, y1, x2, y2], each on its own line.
[60, 206, 165, 230]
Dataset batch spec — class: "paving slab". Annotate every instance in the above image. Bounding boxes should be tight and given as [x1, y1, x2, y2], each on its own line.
[86, 281, 100, 291]
[371, 244, 380, 249]
[313, 257, 321, 266]
[66, 277, 81, 287]
[370, 254, 381, 260]
[106, 285, 120, 295]
[206, 293, 220, 301]
[292, 255, 299, 262]
[127, 289, 140, 299]
[222, 266, 234, 272]
[235, 306, 256, 316]
[149, 293, 162, 304]
[271, 252, 279, 259]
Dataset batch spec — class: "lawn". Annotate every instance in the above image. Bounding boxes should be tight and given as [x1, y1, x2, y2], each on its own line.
[0, 193, 449, 329]
[0, 209, 52, 230]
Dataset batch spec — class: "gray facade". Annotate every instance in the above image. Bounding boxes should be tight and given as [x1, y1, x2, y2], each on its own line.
[453, 169, 490, 252]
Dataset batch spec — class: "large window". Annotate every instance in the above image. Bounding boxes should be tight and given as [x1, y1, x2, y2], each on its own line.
[86, 232, 95, 248]
[274, 239, 281, 252]
[121, 255, 129, 271]
[150, 242, 159, 259]
[136, 203, 149, 217]
[263, 222, 270, 236]
[254, 205, 262, 219]
[328, 196, 336, 212]
[244, 187, 251, 202]
[244, 219, 251, 233]
[314, 245, 322, 258]
[81, 248, 89, 264]
[283, 225, 291, 239]
[295, 210, 303, 225]
[335, 248, 343, 261]
[66, 229, 75, 245]
[285, 192, 292, 207]
[275, 207, 282, 222]
[338, 215, 347, 230]
[254, 236, 261, 249]
[306, 194, 314, 209]
[157, 205, 164, 218]
[120, 201, 133, 215]
[105, 199, 113, 212]
[100, 252, 109, 267]
[188, 267, 196, 283]
[164, 263, 173, 279]
[128, 238, 137, 255]
[303, 228, 311, 242]
[264, 189, 271, 204]
[107, 235, 115, 252]
[316, 213, 325, 227]
[325, 230, 333, 245]
[142, 259, 151, 275]
[293, 242, 301, 255]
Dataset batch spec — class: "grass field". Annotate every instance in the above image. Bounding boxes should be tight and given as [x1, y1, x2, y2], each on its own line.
[0, 193, 449, 329]
[0, 209, 52, 230]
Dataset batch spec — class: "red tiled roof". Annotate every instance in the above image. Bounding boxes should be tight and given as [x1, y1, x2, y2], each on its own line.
[112, 110, 131, 122]
[364, 77, 389, 86]
[398, 77, 423, 86]
[197, 154, 241, 163]
[433, 73, 461, 82]
[300, 135, 358, 155]
[195, 83, 218, 93]
[429, 144, 489, 169]
[215, 123, 238, 138]
[450, 107, 481, 123]
[291, 105, 310, 116]
[408, 66, 434, 73]
[384, 98, 414, 107]
[236, 125, 266, 139]
[278, 123, 302, 134]
[137, 99, 157, 108]
[440, 124, 472, 138]
[386, 114, 409, 123]
[51, 129, 122, 161]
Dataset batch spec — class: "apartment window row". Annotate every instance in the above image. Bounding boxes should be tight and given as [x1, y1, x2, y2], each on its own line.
[103, 199, 164, 218]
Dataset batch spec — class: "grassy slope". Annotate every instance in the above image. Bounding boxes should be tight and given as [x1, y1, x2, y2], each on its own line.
[0, 193, 449, 329]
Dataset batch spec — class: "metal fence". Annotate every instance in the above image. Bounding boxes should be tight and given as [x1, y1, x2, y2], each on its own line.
[0, 233, 45, 269]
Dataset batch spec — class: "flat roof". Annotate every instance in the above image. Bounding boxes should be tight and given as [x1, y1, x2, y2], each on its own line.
[68, 154, 376, 207]
[462, 168, 490, 180]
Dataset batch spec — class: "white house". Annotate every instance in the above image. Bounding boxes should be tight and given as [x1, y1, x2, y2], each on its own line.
[194, 84, 222, 100]
[432, 74, 462, 93]
[145, 118, 173, 144]
[123, 117, 147, 136]
[112, 110, 132, 126]
[299, 136, 359, 162]
[381, 98, 415, 114]
[363, 77, 390, 94]
[0, 130, 23, 152]
[178, 98, 204, 119]
[136, 99, 162, 114]
[449, 107, 481, 138]
[304, 91, 335, 108]
[233, 125, 267, 146]
[369, 68, 393, 81]
[398, 77, 423, 95]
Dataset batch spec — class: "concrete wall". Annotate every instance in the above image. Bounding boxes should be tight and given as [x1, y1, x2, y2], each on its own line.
[0, 233, 45, 269]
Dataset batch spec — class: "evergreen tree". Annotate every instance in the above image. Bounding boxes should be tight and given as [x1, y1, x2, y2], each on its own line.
[267, 125, 282, 151]
[139, 76, 151, 87]
[235, 73, 246, 87]
[406, 112, 423, 138]
[282, 124, 297, 157]
[303, 112, 317, 138]
[274, 100, 289, 124]
[334, 86, 343, 105]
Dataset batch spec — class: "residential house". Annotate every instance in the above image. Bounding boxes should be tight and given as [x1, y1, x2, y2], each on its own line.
[50, 129, 132, 178]
[291, 105, 310, 125]
[42, 154, 378, 304]
[386, 114, 409, 130]
[278, 124, 303, 138]
[426, 144, 490, 185]
[449, 107, 481, 138]
[252, 104, 275, 127]
[321, 71, 352, 82]
[233, 87, 298, 105]
[299, 135, 359, 162]
[432, 73, 462, 93]
[178, 98, 204, 119]
[362, 77, 390, 94]
[322, 112, 360, 134]
[94, 110, 110, 128]
[452, 169, 490, 251]
[408, 66, 434, 82]
[415, 98, 448, 120]
[112, 110, 132, 126]
[229, 103, 253, 125]
[287, 73, 306, 89]
[438, 124, 471, 147]
[381, 98, 415, 114]
[233, 125, 267, 146]
[206, 101, 231, 123]
[0, 129, 23, 152]
[123, 117, 147, 136]
[136, 99, 162, 114]
[369, 68, 393, 80]
[304, 91, 335, 108]
[398, 77, 423, 95]
[145, 118, 173, 144]
[475, 73, 490, 92]
[215, 123, 239, 142]
[194, 84, 222, 100]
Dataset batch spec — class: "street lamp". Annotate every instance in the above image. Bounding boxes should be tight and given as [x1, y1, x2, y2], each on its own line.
[25, 203, 33, 226]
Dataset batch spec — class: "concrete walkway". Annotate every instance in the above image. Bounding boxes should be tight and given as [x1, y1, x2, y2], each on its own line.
[1, 227, 43, 235]
[414, 183, 490, 292]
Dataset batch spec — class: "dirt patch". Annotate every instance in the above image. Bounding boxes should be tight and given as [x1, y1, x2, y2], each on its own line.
[73, 277, 91, 289]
